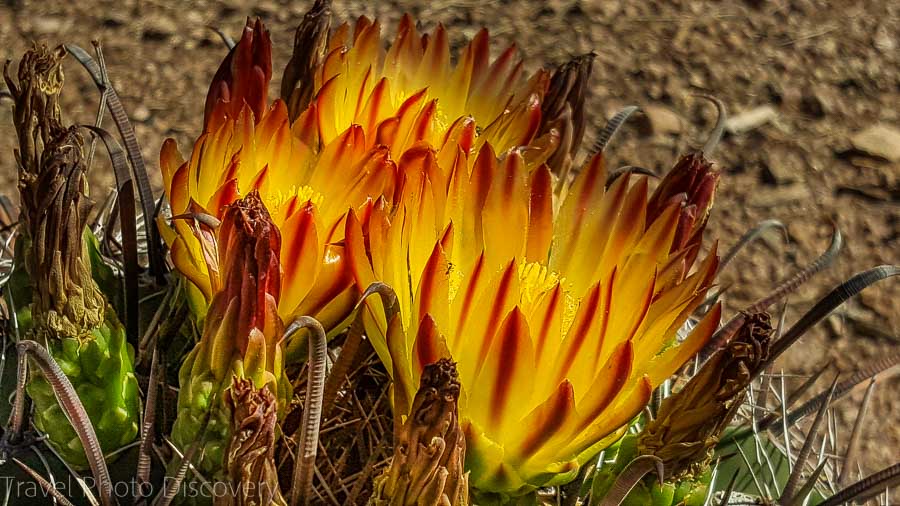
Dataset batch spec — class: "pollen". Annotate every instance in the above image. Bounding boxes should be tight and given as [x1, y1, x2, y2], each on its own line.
[518, 262, 561, 306]
[266, 185, 324, 213]
[516, 261, 581, 334]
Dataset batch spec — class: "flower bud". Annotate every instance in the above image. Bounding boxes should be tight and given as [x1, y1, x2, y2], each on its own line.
[648, 152, 720, 254]
[173, 191, 288, 475]
[204, 18, 272, 126]
[539, 53, 594, 176]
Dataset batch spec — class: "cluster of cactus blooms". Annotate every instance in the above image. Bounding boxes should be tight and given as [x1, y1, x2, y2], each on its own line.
[1, 1, 897, 505]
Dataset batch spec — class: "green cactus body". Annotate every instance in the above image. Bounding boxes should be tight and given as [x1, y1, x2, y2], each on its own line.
[168, 353, 291, 506]
[592, 435, 711, 506]
[24, 308, 140, 468]
[169, 347, 235, 478]
[171, 342, 293, 477]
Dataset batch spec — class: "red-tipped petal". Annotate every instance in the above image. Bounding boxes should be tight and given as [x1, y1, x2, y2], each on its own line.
[526, 165, 553, 263]
[411, 314, 452, 379]
[511, 380, 576, 457]
[471, 307, 535, 433]
[204, 18, 272, 126]
[648, 302, 721, 386]
[279, 202, 321, 315]
[482, 151, 528, 269]
[574, 341, 633, 432]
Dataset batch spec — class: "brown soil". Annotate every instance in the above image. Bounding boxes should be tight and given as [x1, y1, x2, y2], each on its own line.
[1, 0, 898, 488]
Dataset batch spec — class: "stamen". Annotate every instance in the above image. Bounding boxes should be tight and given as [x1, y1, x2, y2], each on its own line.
[265, 184, 324, 213]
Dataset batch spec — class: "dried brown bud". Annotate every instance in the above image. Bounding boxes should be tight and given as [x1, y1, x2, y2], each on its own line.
[539, 53, 594, 176]
[281, 0, 331, 121]
[217, 377, 287, 506]
[638, 312, 772, 478]
[4, 44, 67, 170]
[5, 45, 103, 338]
[371, 359, 469, 506]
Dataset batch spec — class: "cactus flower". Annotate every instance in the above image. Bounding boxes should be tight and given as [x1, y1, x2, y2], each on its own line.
[158, 18, 368, 340]
[347, 151, 723, 498]
[158, 13, 558, 360]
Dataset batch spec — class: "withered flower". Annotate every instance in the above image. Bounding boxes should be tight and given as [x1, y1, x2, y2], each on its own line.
[5, 44, 140, 467]
[638, 312, 773, 478]
[371, 359, 469, 506]
[6, 44, 103, 337]
[5, 45, 66, 171]
[217, 377, 287, 506]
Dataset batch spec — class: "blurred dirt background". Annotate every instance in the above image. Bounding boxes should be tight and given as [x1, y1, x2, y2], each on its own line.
[1, 0, 898, 482]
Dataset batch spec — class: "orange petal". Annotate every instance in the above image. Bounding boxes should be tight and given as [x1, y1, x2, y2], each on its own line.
[445, 28, 488, 115]
[450, 253, 487, 349]
[509, 380, 576, 458]
[560, 376, 652, 460]
[470, 44, 521, 123]
[412, 237, 451, 334]
[291, 244, 354, 324]
[600, 256, 656, 366]
[573, 341, 633, 431]
[469, 307, 535, 434]
[482, 151, 528, 269]
[344, 208, 376, 290]
[526, 165, 553, 263]
[598, 177, 649, 269]
[383, 14, 422, 91]
[438, 116, 476, 171]
[647, 302, 721, 386]
[279, 202, 322, 316]
[291, 102, 320, 149]
[390, 88, 428, 153]
[481, 92, 542, 152]
[171, 236, 212, 301]
[411, 313, 452, 379]
[375, 116, 399, 146]
[357, 77, 392, 142]
[386, 313, 413, 412]
[160, 138, 184, 193]
[311, 125, 367, 194]
[168, 161, 191, 215]
[327, 21, 350, 53]
[551, 153, 608, 279]
[455, 259, 519, 386]
[551, 280, 607, 390]
[415, 23, 450, 98]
